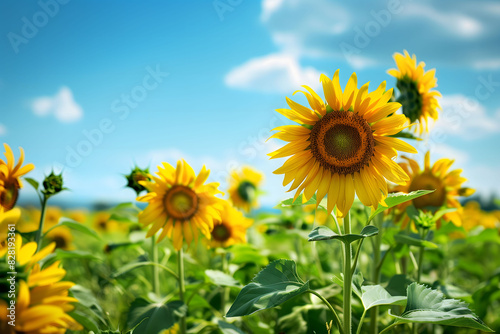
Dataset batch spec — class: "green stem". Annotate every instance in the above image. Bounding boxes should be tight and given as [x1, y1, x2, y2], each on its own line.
[370, 214, 382, 334]
[378, 322, 399, 334]
[151, 235, 160, 295]
[416, 246, 424, 283]
[308, 290, 343, 334]
[221, 252, 229, 314]
[351, 239, 364, 274]
[355, 310, 367, 334]
[34, 196, 48, 253]
[178, 249, 187, 334]
[343, 211, 352, 334]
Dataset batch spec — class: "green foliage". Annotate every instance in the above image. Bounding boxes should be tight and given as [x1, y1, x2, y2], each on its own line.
[390, 283, 494, 331]
[308, 225, 378, 244]
[127, 298, 187, 334]
[226, 259, 309, 317]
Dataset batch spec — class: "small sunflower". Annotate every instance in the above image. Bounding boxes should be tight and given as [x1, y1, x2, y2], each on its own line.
[19, 206, 63, 233]
[0, 144, 35, 212]
[137, 160, 223, 250]
[46, 226, 73, 250]
[270, 70, 416, 217]
[93, 212, 124, 233]
[209, 201, 253, 249]
[388, 50, 441, 134]
[394, 151, 475, 227]
[228, 166, 264, 212]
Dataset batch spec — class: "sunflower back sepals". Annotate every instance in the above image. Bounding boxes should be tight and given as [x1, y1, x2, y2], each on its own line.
[41, 170, 66, 199]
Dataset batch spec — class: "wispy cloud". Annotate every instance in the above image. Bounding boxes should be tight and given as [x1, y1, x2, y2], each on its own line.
[0, 123, 6, 136]
[32, 86, 83, 123]
[225, 53, 321, 93]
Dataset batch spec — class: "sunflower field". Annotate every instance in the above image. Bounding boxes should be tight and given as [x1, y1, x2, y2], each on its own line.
[2, 11, 500, 334]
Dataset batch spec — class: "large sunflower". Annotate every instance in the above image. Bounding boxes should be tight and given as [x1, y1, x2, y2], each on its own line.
[0, 144, 35, 212]
[137, 160, 223, 250]
[228, 166, 263, 212]
[270, 70, 416, 217]
[388, 50, 441, 134]
[209, 201, 253, 249]
[393, 151, 475, 227]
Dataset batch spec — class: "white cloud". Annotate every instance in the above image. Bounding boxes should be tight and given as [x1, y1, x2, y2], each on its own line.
[0, 124, 6, 136]
[430, 94, 500, 139]
[32, 87, 83, 123]
[225, 53, 321, 93]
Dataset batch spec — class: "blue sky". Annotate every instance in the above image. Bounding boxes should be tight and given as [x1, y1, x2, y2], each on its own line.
[1, 0, 499, 207]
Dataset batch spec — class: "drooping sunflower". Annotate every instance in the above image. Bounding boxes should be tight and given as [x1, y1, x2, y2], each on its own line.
[137, 160, 223, 250]
[228, 166, 264, 212]
[0, 144, 35, 212]
[209, 201, 253, 249]
[388, 50, 441, 134]
[270, 70, 416, 217]
[393, 151, 475, 227]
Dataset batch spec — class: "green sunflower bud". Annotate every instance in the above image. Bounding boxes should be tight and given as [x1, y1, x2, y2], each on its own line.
[125, 166, 151, 195]
[42, 171, 65, 198]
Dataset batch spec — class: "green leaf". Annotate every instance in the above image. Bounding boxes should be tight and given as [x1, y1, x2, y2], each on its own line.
[393, 233, 438, 249]
[44, 218, 101, 240]
[68, 310, 100, 333]
[205, 270, 240, 287]
[226, 259, 309, 317]
[111, 261, 176, 279]
[389, 131, 421, 140]
[360, 285, 407, 310]
[127, 298, 187, 334]
[278, 194, 318, 207]
[24, 177, 39, 191]
[54, 249, 102, 261]
[390, 283, 493, 331]
[218, 320, 245, 334]
[368, 190, 434, 223]
[308, 225, 378, 244]
[230, 244, 268, 266]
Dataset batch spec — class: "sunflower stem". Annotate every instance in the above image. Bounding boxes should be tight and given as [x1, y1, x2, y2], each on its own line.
[151, 234, 160, 296]
[178, 249, 187, 334]
[308, 289, 343, 334]
[343, 210, 352, 334]
[369, 213, 382, 334]
[34, 195, 48, 253]
[220, 252, 230, 313]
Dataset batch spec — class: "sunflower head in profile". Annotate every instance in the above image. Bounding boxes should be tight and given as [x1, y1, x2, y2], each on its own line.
[125, 165, 151, 195]
[228, 166, 264, 213]
[269, 70, 416, 217]
[137, 160, 223, 250]
[0, 144, 35, 212]
[393, 151, 475, 228]
[209, 201, 253, 249]
[388, 50, 441, 134]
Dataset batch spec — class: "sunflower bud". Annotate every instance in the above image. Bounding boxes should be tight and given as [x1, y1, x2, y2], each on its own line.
[42, 171, 65, 198]
[414, 210, 435, 230]
[125, 166, 151, 195]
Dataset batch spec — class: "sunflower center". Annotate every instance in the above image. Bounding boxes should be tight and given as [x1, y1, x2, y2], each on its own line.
[310, 111, 374, 175]
[0, 181, 19, 212]
[409, 172, 446, 209]
[211, 222, 231, 242]
[396, 76, 423, 123]
[52, 235, 68, 249]
[237, 181, 256, 203]
[164, 185, 199, 220]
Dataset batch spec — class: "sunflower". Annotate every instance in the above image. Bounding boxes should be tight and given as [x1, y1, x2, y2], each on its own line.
[209, 201, 253, 249]
[393, 151, 475, 228]
[387, 50, 441, 134]
[461, 201, 499, 232]
[93, 212, 124, 233]
[18, 207, 63, 233]
[0, 208, 19, 257]
[269, 70, 416, 217]
[45, 227, 73, 250]
[137, 160, 223, 250]
[0, 144, 35, 212]
[228, 166, 263, 212]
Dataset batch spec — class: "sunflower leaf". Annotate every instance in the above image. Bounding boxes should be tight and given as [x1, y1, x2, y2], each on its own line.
[127, 298, 187, 334]
[308, 225, 378, 244]
[393, 233, 438, 249]
[205, 270, 241, 287]
[367, 190, 434, 224]
[389, 131, 421, 140]
[361, 285, 407, 310]
[226, 259, 309, 317]
[43, 218, 101, 240]
[279, 194, 318, 207]
[24, 177, 39, 191]
[390, 283, 493, 331]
